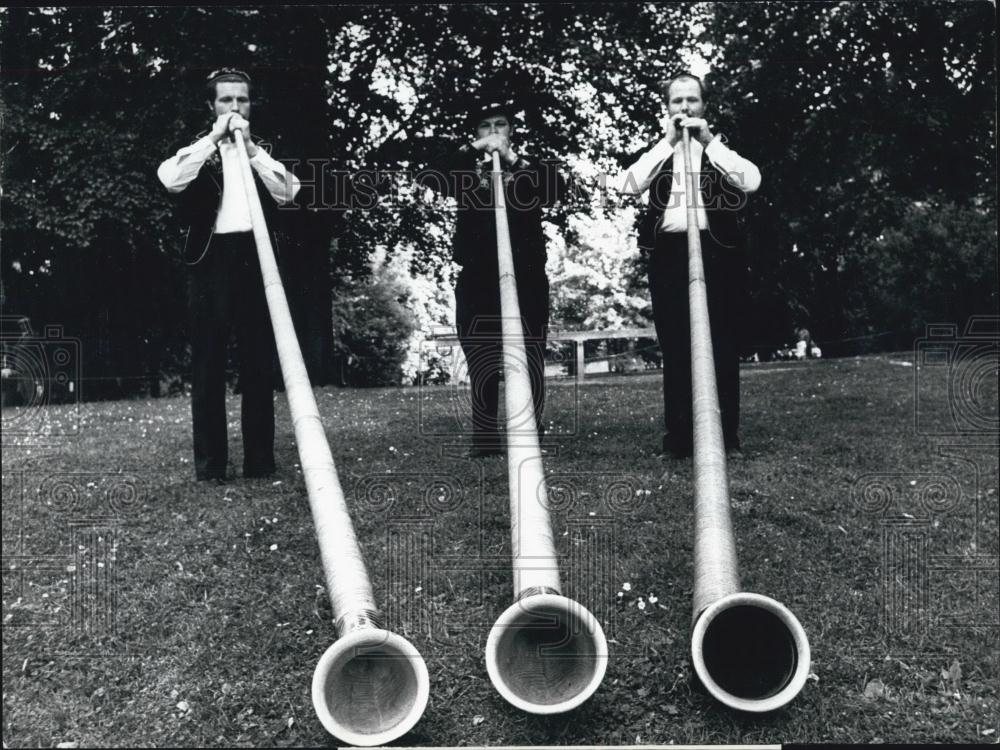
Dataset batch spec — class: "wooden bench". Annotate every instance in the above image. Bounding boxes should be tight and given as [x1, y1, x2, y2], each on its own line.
[425, 326, 658, 384]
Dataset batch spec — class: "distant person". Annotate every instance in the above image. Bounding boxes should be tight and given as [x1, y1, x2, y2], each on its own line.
[794, 327, 822, 359]
[157, 68, 301, 480]
[422, 95, 566, 457]
[618, 72, 761, 457]
[794, 328, 809, 359]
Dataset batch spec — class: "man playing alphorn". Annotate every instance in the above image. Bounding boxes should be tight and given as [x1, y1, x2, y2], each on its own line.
[619, 73, 760, 457]
[426, 96, 566, 457]
[157, 68, 301, 480]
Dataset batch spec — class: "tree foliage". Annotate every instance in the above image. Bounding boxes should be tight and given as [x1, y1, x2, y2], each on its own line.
[547, 208, 650, 330]
[856, 199, 997, 344]
[0, 3, 995, 395]
[0, 5, 694, 392]
[701, 0, 997, 349]
[330, 255, 417, 388]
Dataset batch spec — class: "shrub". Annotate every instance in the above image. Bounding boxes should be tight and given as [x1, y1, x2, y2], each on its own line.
[332, 257, 417, 387]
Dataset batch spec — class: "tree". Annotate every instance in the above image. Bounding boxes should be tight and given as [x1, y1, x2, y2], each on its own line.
[2, 5, 700, 395]
[547, 207, 649, 330]
[701, 0, 997, 349]
[6, 3, 989, 396]
[856, 198, 997, 345]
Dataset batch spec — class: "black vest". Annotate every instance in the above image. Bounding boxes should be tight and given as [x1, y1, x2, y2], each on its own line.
[170, 135, 282, 265]
[636, 150, 749, 252]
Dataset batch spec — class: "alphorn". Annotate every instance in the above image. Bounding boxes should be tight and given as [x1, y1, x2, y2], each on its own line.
[679, 125, 810, 711]
[483, 150, 608, 713]
[232, 131, 429, 744]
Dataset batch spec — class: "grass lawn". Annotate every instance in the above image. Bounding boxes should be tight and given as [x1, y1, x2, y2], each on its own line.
[3, 353, 998, 746]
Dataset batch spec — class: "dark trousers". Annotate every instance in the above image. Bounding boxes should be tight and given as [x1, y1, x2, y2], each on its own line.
[455, 267, 549, 447]
[188, 232, 276, 479]
[648, 231, 746, 453]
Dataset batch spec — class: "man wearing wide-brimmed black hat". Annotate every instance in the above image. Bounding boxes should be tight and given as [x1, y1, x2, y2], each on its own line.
[423, 95, 566, 457]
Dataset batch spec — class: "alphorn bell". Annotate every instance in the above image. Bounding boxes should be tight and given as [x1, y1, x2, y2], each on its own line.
[678, 124, 810, 711]
[232, 131, 429, 745]
[483, 150, 608, 713]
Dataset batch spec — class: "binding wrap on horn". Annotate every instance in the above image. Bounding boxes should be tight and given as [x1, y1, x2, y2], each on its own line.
[233, 132, 429, 744]
[679, 126, 810, 712]
[483, 151, 608, 714]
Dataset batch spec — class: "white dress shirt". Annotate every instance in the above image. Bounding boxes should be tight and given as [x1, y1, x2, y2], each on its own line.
[617, 135, 761, 233]
[157, 135, 301, 233]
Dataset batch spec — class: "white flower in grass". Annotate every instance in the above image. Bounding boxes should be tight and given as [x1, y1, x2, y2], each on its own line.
[622, 582, 632, 592]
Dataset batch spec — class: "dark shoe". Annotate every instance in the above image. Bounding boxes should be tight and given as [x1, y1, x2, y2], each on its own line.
[469, 429, 502, 458]
[196, 461, 227, 481]
[661, 434, 692, 458]
[243, 465, 276, 479]
[196, 473, 227, 483]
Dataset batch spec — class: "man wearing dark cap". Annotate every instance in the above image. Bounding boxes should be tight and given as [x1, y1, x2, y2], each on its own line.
[618, 72, 760, 458]
[424, 97, 566, 457]
[157, 68, 301, 480]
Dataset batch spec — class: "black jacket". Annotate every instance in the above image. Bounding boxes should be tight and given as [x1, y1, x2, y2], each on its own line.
[426, 144, 567, 279]
[169, 134, 283, 265]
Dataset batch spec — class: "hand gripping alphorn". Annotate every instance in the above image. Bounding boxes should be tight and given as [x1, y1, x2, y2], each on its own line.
[232, 132, 429, 745]
[483, 151, 608, 713]
[679, 126, 810, 711]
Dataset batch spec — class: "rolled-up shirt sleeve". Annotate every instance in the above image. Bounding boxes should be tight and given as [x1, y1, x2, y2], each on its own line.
[704, 136, 761, 193]
[250, 148, 301, 205]
[157, 136, 216, 193]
